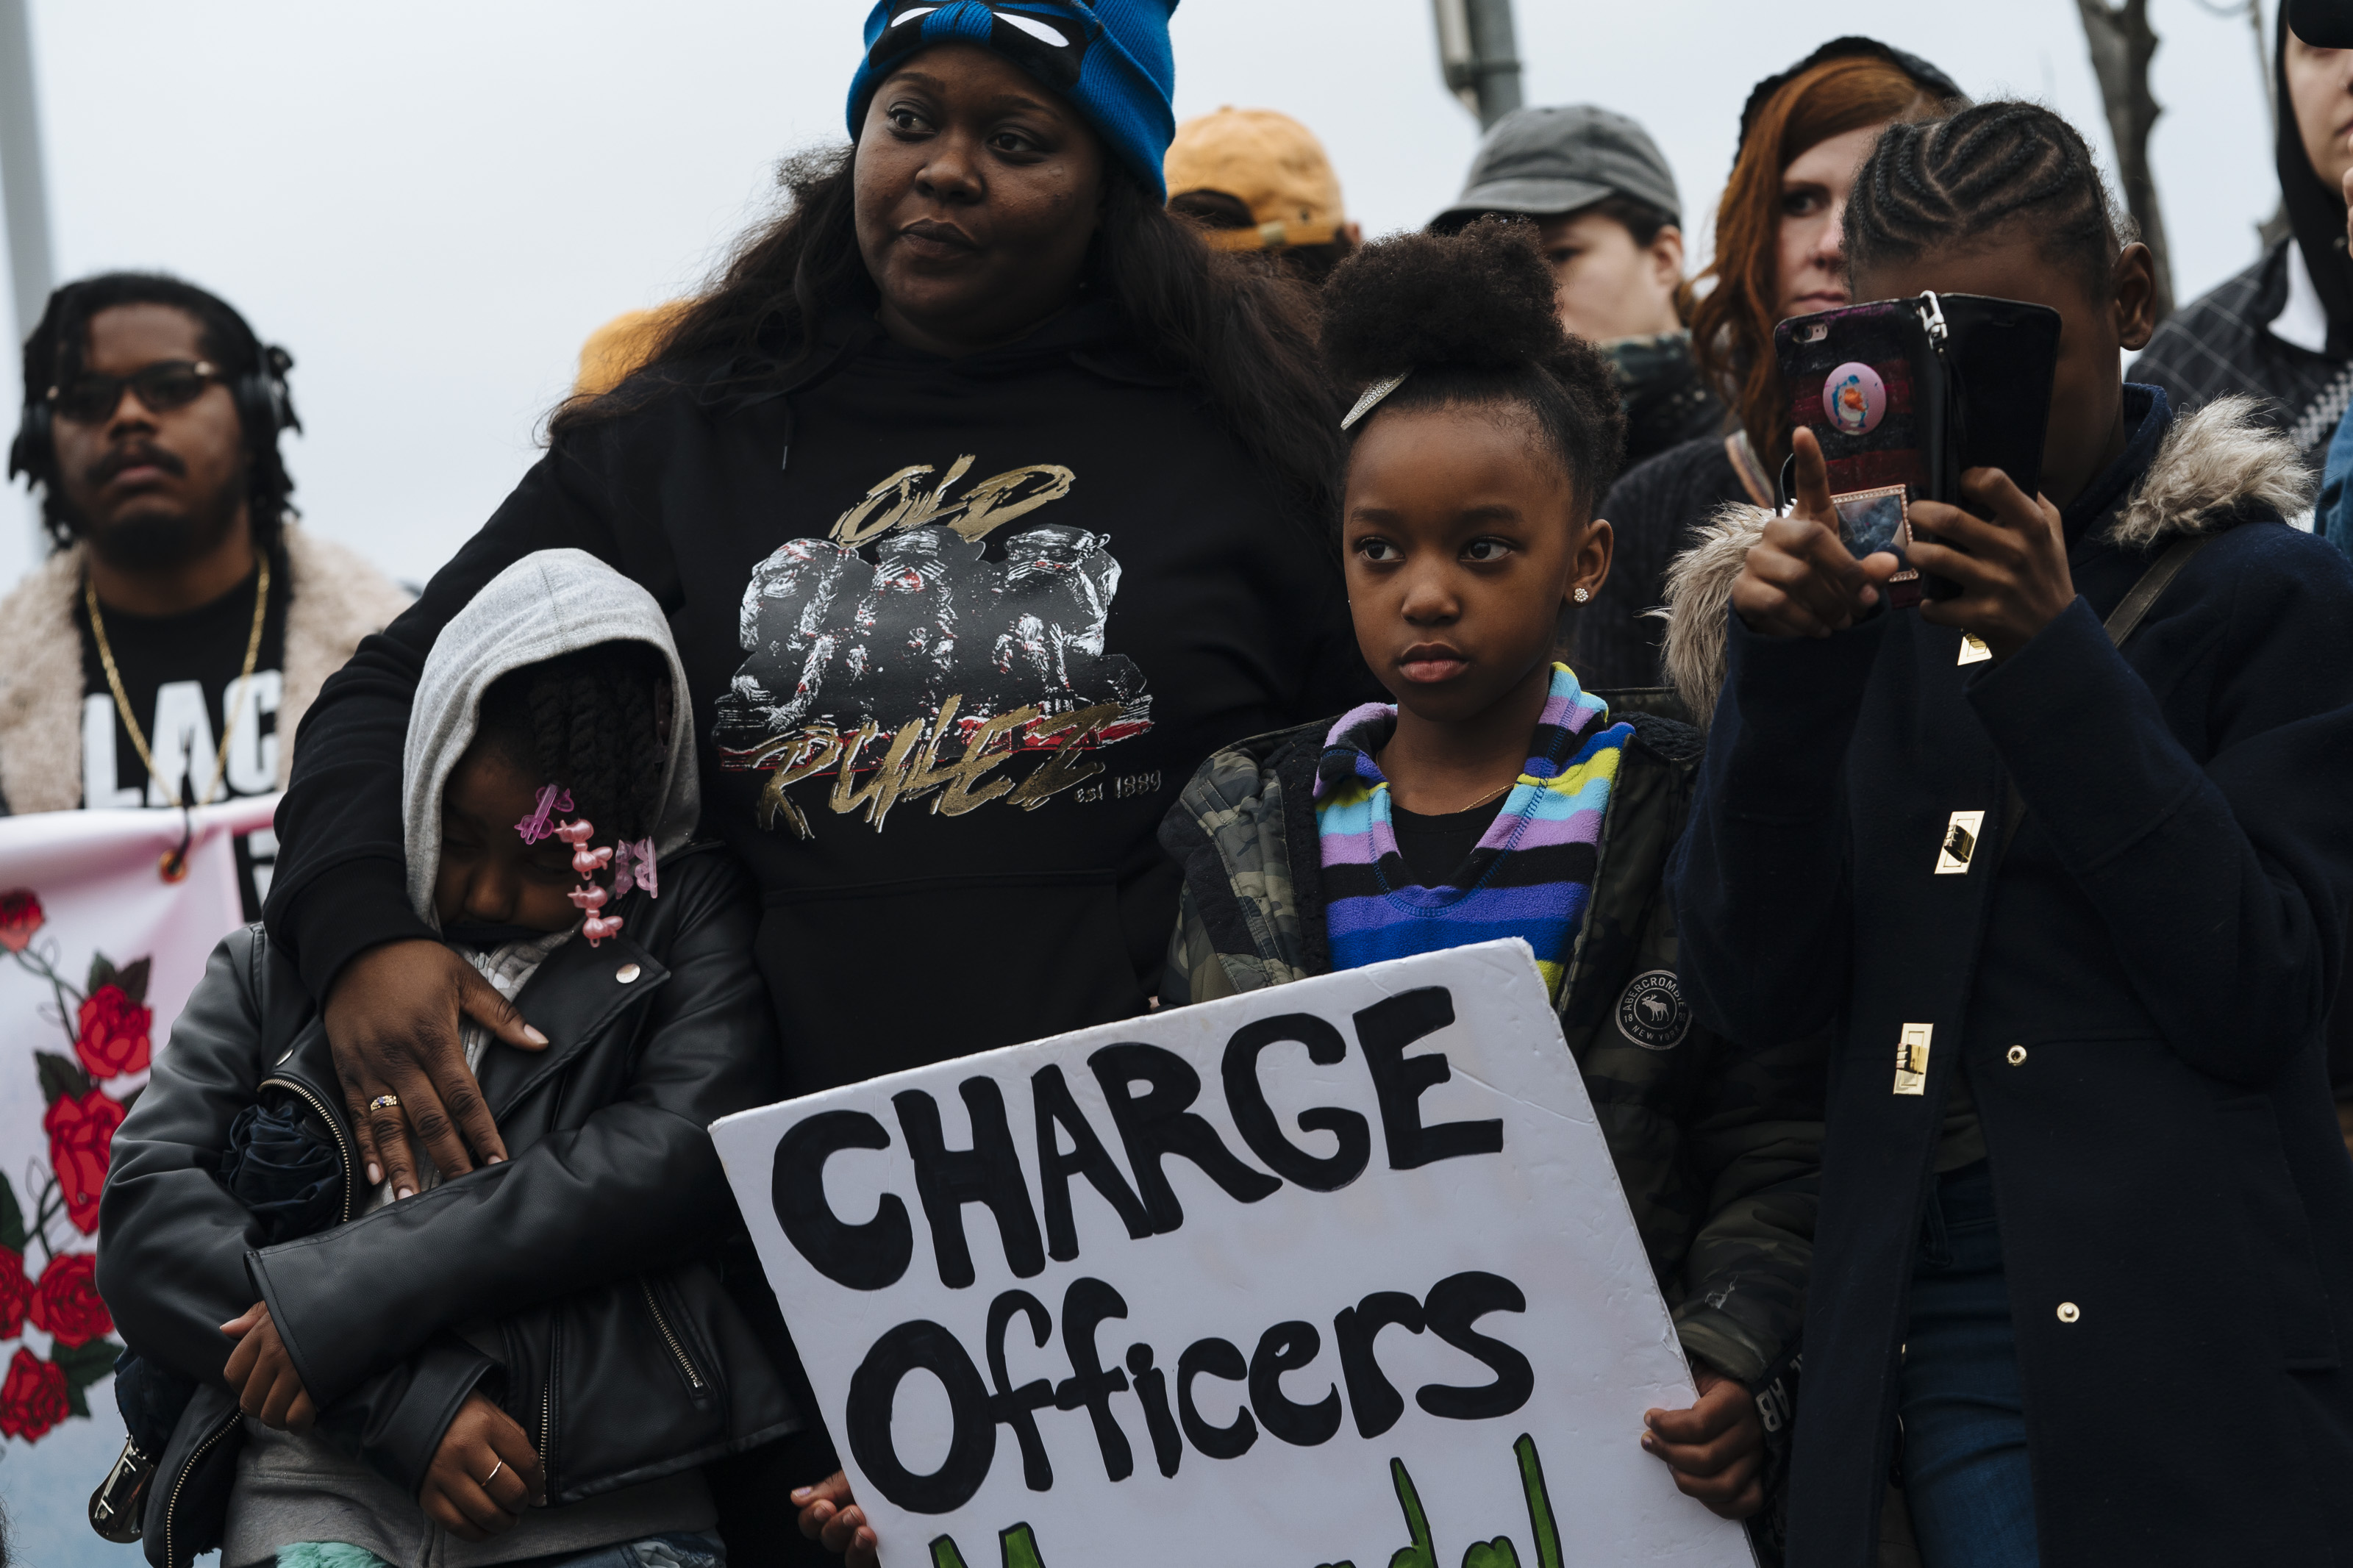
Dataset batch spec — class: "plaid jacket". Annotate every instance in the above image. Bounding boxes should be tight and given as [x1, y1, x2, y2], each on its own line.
[2136, 240, 2353, 470]
[1155, 690, 1824, 1393]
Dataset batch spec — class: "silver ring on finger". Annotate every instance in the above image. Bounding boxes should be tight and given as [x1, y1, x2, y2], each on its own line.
[480, 1459, 504, 1488]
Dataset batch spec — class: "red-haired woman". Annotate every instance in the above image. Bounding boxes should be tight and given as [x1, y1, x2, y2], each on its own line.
[1572, 38, 1963, 692]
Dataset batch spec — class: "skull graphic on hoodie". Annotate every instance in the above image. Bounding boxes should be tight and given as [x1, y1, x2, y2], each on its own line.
[712, 458, 1154, 838]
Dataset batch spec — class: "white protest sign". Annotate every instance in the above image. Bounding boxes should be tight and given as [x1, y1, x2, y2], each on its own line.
[712, 938, 1752, 1568]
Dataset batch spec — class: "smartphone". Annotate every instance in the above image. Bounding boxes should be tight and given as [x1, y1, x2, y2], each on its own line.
[1775, 293, 2061, 606]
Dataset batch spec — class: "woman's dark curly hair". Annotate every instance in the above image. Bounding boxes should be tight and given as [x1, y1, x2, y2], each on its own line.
[476, 641, 671, 845]
[552, 144, 1341, 532]
[1321, 218, 1627, 520]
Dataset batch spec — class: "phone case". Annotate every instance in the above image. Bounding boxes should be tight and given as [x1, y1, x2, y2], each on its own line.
[1775, 293, 2061, 606]
[1777, 299, 1943, 606]
[1938, 295, 2063, 512]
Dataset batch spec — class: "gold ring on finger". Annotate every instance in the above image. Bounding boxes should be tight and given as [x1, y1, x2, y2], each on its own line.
[368, 1094, 401, 1113]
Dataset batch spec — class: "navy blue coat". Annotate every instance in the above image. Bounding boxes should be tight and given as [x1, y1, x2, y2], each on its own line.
[1668, 390, 2353, 1566]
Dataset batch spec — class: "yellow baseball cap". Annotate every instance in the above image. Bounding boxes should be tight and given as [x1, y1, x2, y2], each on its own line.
[1164, 107, 1346, 252]
[574, 301, 693, 397]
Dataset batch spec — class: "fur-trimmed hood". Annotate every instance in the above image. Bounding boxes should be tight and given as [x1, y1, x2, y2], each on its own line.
[1654, 394, 2313, 724]
[0, 525, 412, 814]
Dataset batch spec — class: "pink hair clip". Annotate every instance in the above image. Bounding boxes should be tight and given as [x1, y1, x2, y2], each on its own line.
[612, 839, 660, 899]
[515, 786, 574, 845]
[552, 814, 626, 947]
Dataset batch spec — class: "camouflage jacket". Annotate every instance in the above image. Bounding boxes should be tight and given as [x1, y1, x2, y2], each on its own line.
[1156, 690, 1824, 1391]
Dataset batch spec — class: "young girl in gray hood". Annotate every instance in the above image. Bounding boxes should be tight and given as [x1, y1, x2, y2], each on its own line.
[98, 549, 798, 1568]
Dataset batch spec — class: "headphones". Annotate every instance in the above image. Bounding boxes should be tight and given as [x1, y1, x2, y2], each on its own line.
[7, 283, 301, 496]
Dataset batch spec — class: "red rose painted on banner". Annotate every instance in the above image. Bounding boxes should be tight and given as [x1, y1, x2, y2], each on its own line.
[0, 1347, 67, 1442]
[0, 889, 40, 953]
[0, 897, 142, 1441]
[0, 1249, 29, 1340]
[43, 1088, 126, 1236]
[73, 983, 151, 1079]
[28, 1253, 110, 1347]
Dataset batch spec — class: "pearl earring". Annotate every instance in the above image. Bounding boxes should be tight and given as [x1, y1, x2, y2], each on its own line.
[1573, 587, 1590, 604]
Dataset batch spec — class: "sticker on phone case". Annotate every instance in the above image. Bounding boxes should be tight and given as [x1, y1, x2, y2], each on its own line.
[1824, 362, 1887, 437]
[1832, 482, 1912, 558]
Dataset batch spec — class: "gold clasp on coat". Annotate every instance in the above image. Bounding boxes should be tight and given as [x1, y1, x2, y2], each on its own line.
[1935, 811, 1985, 875]
[1894, 1023, 1933, 1095]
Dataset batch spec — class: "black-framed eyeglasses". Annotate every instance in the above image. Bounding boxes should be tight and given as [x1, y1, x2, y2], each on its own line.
[46, 360, 224, 424]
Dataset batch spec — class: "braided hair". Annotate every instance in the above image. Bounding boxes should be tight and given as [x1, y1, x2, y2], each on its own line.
[476, 641, 671, 845]
[1845, 101, 2132, 302]
[1320, 218, 1627, 521]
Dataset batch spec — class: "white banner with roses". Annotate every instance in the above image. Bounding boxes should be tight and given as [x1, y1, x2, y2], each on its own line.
[0, 797, 276, 1567]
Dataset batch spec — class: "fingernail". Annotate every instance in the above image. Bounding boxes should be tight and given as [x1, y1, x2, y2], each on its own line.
[487, 1155, 505, 1164]
[367, 1164, 382, 1185]
[524, 1025, 549, 1044]
[396, 1186, 415, 1200]
[790, 1488, 813, 1503]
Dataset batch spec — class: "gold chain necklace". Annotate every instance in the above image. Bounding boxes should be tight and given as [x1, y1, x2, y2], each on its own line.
[1404, 776, 1517, 817]
[1442, 778, 1517, 814]
[85, 552, 271, 810]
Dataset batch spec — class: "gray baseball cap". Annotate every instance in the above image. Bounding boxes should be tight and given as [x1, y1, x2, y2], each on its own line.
[1432, 104, 1682, 232]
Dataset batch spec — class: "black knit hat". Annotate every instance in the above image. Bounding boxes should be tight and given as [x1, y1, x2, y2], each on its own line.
[2288, 0, 2353, 47]
[1735, 36, 1964, 163]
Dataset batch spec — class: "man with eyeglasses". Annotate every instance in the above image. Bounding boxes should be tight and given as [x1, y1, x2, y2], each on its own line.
[1, 273, 407, 916]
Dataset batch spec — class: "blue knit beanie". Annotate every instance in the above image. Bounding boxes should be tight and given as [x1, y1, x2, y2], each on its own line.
[846, 1, 1180, 199]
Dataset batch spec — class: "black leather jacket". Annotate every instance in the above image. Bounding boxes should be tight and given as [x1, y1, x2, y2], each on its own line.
[97, 845, 801, 1568]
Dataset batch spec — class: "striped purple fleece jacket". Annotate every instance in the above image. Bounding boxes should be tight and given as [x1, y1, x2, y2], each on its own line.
[1311, 663, 1632, 1000]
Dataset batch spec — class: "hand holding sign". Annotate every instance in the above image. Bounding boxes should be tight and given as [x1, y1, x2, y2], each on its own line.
[794, 1471, 877, 1567]
[713, 940, 1749, 1568]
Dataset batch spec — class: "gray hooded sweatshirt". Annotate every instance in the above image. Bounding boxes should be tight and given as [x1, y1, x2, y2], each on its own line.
[226, 550, 712, 1568]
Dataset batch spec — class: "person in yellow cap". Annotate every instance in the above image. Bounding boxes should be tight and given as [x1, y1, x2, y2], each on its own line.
[1165, 106, 1362, 286]
[572, 301, 694, 398]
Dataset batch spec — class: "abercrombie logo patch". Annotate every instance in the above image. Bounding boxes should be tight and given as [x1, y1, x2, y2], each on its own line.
[1615, 970, 1690, 1051]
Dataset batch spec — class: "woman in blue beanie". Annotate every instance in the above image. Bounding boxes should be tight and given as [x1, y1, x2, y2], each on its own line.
[257, 6, 1362, 1562]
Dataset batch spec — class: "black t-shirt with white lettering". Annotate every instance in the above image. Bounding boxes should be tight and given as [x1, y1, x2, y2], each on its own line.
[76, 546, 291, 918]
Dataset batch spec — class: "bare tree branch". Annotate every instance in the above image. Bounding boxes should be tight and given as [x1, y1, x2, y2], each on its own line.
[2077, 0, 2177, 322]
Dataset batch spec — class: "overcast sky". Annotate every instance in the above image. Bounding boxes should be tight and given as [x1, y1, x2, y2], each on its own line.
[0, 0, 2285, 594]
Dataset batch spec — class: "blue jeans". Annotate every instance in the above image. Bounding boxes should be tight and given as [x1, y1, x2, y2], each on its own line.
[521, 1534, 726, 1568]
[2321, 407, 2353, 559]
[278, 1531, 726, 1568]
[1899, 1161, 2039, 1568]
[547, 1533, 726, 1568]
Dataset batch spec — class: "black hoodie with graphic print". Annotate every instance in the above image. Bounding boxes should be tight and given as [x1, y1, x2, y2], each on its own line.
[265, 304, 1368, 1089]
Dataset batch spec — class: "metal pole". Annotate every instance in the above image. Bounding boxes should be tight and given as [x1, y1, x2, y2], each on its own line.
[2251, 0, 2276, 126]
[0, 0, 51, 565]
[1464, 0, 1524, 127]
[0, 0, 51, 339]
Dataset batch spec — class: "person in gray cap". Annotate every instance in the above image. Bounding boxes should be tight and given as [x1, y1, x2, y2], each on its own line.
[1434, 104, 1722, 468]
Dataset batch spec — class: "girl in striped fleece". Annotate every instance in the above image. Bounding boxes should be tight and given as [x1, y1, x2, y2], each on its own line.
[1310, 218, 1636, 993]
[1157, 219, 1827, 1553]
